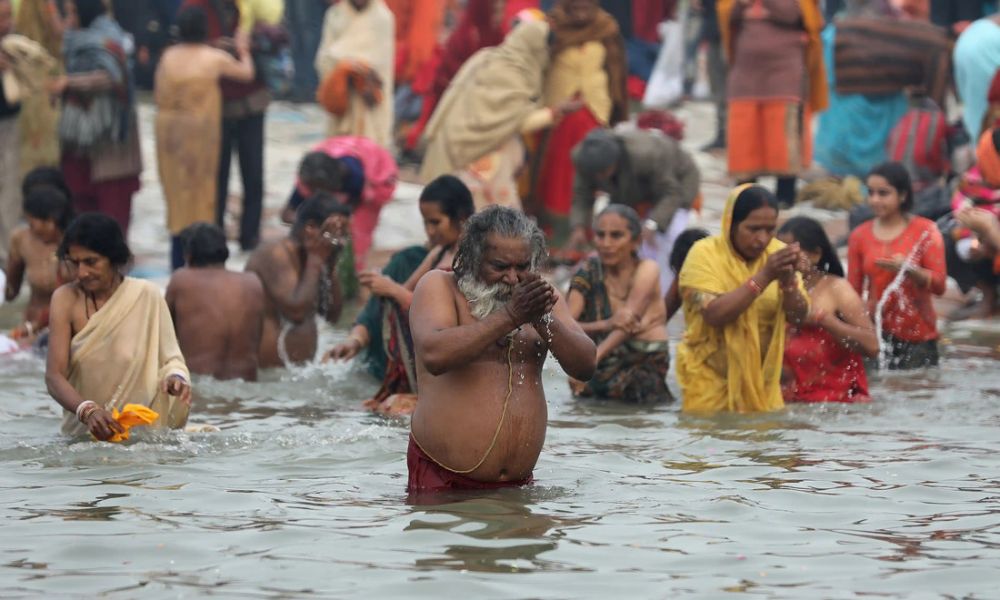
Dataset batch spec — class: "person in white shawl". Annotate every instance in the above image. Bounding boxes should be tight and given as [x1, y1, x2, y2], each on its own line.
[45, 214, 191, 440]
[419, 18, 577, 211]
[315, 0, 394, 148]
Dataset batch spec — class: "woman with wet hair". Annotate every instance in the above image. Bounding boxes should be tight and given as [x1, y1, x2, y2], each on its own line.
[324, 175, 476, 415]
[847, 161, 946, 369]
[778, 216, 877, 403]
[566, 204, 672, 404]
[676, 185, 810, 412]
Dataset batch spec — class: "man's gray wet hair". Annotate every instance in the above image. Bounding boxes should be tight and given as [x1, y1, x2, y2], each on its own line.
[452, 206, 548, 279]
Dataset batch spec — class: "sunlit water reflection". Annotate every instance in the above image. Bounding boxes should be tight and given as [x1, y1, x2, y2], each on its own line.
[1, 320, 999, 597]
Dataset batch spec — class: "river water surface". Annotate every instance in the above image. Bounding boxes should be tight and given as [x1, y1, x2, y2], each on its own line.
[2, 321, 999, 598]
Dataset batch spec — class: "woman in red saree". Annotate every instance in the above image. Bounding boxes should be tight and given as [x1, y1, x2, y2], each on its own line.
[778, 216, 878, 403]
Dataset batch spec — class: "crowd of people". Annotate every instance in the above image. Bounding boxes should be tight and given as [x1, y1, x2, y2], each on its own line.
[2, 0, 1000, 494]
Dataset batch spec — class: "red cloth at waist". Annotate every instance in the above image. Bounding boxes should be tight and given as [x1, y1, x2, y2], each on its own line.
[406, 435, 532, 493]
[783, 324, 870, 403]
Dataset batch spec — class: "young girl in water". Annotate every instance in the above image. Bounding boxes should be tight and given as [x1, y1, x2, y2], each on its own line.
[778, 217, 878, 403]
[847, 162, 946, 369]
[4, 174, 74, 343]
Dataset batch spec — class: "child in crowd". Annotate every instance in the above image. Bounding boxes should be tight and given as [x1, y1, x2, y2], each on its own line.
[4, 168, 74, 344]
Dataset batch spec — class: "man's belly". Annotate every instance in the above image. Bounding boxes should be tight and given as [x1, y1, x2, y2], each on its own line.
[411, 363, 548, 482]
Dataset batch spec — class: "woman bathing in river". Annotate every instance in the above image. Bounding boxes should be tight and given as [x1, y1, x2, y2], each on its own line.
[567, 205, 672, 404]
[324, 175, 475, 415]
[676, 185, 810, 413]
[778, 216, 878, 403]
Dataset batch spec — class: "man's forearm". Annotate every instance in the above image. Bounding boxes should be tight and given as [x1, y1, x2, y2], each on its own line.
[418, 310, 518, 376]
[281, 256, 324, 323]
[648, 198, 678, 232]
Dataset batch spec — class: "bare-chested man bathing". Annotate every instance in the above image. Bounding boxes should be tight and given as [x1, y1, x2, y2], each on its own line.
[407, 206, 596, 493]
[166, 223, 265, 380]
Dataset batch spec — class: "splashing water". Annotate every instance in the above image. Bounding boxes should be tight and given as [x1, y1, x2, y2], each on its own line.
[278, 262, 338, 369]
[276, 321, 294, 368]
[539, 312, 555, 345]
[873, 230, 930, 370]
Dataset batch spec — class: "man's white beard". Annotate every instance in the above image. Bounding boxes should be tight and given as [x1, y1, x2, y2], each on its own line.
[457, 275, 514, 321]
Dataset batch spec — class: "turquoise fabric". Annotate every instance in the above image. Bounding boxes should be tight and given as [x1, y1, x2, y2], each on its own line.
[954, 18, 1000, 140]
[815, 25, 909, 178]
[354, 245, 429, 381]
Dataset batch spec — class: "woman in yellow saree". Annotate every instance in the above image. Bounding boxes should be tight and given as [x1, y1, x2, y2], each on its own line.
[676, 185, 809, 413]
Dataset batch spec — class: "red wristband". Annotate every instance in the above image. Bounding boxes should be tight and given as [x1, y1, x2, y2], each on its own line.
[746, 278, 763, 296]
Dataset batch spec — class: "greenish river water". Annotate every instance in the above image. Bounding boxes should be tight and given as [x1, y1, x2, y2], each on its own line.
[1, 319, 999, 598]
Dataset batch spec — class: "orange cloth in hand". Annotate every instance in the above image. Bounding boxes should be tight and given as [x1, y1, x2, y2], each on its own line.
[107, 404, 160, 442]
[317, 60, 384, 117]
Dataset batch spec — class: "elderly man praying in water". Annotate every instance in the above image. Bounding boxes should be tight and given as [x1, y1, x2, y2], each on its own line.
[407, 206, 596, 493]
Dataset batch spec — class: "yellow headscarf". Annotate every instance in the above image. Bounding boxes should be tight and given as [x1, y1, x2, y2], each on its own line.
[676, 185, 800, 413]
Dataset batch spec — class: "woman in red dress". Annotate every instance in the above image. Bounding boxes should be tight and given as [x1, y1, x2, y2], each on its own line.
[778, 217, 878, 403]
[847, 162, 947, 369]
